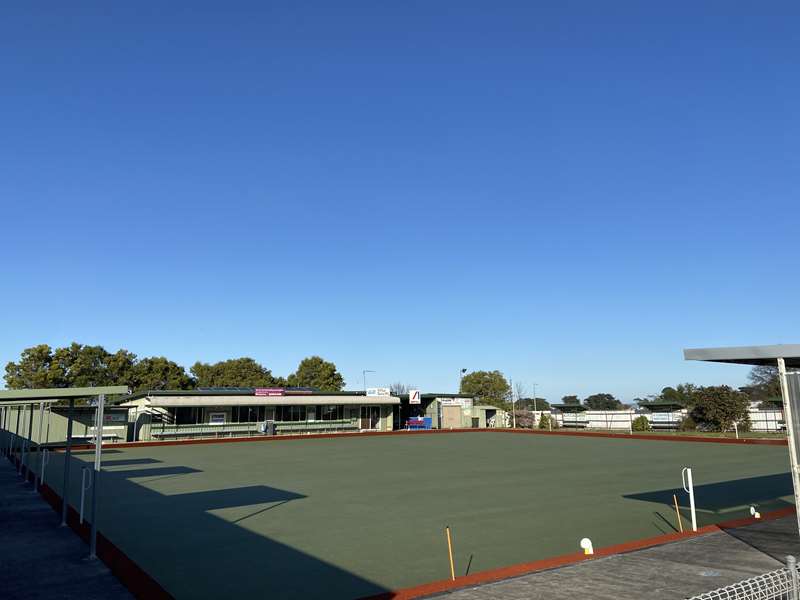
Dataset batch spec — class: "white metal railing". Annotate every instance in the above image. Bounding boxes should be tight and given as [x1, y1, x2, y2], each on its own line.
[688, 556, 799, 600]
[148, 419, 361, 439]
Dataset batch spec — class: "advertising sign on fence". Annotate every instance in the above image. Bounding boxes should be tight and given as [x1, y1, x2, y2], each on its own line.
[409, 390, 421, 404]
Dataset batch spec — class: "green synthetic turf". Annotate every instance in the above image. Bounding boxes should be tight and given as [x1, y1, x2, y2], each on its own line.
[41, 433, 791, 599]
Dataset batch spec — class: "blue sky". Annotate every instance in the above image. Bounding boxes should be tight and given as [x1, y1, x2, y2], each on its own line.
[1, 2, 798, 401]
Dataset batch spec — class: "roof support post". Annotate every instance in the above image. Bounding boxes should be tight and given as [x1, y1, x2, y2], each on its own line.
[34, 401, 44, 492]
[778, 358, 800, 537]
[1, 406, 6, 457]
[88, 393, 105, 559]
[14, 406, 21, 471]
[24, 403, 34, 481]
[61, 399, 75, 527]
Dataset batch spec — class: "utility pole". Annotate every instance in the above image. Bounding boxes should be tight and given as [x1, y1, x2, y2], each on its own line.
[510, 378, 516, 429]
[532, 383, 538, 412]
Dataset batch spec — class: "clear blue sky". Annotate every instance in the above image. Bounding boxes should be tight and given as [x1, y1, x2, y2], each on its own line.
[1, 2, 798, 401]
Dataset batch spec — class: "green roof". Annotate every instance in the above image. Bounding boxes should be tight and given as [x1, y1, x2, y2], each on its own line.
[117, 388, 416, 405]
[551, 404, 587, 412]
[0, 386, 129, 401]
[638, 401, 685, 412]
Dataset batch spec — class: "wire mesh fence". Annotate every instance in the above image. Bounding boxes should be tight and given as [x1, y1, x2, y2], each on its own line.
[687, 557, 799, 600]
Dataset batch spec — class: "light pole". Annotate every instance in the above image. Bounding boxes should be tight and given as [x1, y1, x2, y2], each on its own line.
[458, 368, 467, 393]
[532, 382, 538, 412]
[362, 370, 375, 392]
[510, 378, 516, 429]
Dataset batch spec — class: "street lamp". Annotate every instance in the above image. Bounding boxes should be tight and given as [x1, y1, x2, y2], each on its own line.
[458, 368, 467, 393]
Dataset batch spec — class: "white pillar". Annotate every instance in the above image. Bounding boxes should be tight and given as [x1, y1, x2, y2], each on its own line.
[778, 358, 800, 537]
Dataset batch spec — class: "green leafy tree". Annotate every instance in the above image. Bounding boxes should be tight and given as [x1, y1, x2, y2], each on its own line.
[561, 395, 580, 405]
[460, 370, 511, 408]
[538, 413, 556, 429]
[105, 349, 138, 387]
[287, 356, 345, 391]
[4, 344, 61, 388]
[743, 366, 781, 403]
[631, 416, 651, 431]
[132, 357, 194, 391]
[584, 393, 623, 410]
[690, 385, 751, 432]
[53, 343, 113, 387]
[518, 397, 550, 410]
[5, 343, 192, 394]
[190, 357, 279, 388]
[658, 383, 697, 406]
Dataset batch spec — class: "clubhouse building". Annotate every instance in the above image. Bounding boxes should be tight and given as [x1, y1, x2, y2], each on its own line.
[119, 388, 504, 441]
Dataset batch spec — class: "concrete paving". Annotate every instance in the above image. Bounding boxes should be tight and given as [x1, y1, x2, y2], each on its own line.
[0, 457, 132, 600]
[437, 517, 800, 600]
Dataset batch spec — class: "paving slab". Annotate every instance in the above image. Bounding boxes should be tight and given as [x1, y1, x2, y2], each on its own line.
[0, 458, 132, 600]
[438, 517, 800, 600]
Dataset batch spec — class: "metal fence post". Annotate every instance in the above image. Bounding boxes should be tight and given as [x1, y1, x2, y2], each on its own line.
[34, 401, 44, 492]
[13, 406, 21, 467]
[89, 393, 105, 559]
[788, 555, 798, 600]
[61, 399, 75, 527]
[24, 403, 34, 481]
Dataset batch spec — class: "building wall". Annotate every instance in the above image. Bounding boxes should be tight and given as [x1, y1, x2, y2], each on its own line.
[380, 404, 393, 431]
[1, 405, 130, 445]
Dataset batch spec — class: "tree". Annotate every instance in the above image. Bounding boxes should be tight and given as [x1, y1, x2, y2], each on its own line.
[460, 370, 511, 408]
[744, 366, 781, 403]
[132, 357, 195, 391]
[190, 358, 278, 388]
[390, 382, 416, 395]
[52, 343, 113, 388]
[538, 413, 556, 429]
[584, 393, 623, 410]
[105, 349, 138, 387]
[658, 383, 697, 406]
[517, 397, 550, 411]
[287, 356, 345, 391]
[690, 385, 750, 432]
[4, 344, 61, 389]
[561, 395, 580, 406]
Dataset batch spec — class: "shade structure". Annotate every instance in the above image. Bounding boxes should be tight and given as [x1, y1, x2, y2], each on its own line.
[684, 344, 800, 536]
[684, 344, 800, 369]
[0, 386, 128, 401]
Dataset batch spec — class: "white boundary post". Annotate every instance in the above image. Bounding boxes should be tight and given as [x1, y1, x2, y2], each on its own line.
[778, 358, 800, 536]
[682, 467, 697, 532]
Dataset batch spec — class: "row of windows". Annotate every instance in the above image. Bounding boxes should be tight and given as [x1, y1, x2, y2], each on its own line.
[173, 405, 354, 424]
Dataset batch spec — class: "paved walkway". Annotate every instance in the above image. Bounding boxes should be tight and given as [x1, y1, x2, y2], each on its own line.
[0, 457, 132, 600]
[437, 517, 800, 600]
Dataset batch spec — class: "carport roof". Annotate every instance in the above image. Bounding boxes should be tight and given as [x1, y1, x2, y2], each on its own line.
[683, 344, 800, 368]
[0, 386, 129, 402]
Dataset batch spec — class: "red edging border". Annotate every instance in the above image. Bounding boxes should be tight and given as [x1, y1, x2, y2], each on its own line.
[59, 426, 787, 453]
[363, 506, 797, 600]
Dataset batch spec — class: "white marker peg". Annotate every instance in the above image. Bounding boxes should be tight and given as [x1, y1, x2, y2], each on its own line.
[580, 538, 594, 555]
